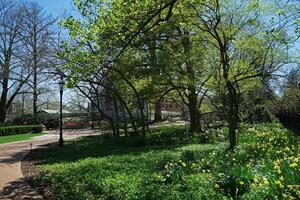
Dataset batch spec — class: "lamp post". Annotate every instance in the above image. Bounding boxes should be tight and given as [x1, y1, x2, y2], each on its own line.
[58, 76, 65, 147]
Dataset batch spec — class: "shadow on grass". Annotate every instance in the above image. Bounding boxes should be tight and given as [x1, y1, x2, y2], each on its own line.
[23, 133, 225, 200]
[27, 135, 194, 166]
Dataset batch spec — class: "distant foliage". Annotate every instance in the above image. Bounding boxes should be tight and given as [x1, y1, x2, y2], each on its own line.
[248, 105, 275, 123]
[276, 111, 300, 136]
[13, 114, 37, 125]
[146, 126, 216, 145]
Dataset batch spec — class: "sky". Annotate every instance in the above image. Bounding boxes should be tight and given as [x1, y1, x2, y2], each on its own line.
[29, 0, 77, 17]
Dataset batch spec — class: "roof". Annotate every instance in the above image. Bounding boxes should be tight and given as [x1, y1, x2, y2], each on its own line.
[39, 109, 71, 114]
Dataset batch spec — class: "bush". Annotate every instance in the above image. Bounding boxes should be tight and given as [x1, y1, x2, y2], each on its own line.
[248, 105, 275, 123]
[276, 111, 300, 136]
[0, 125, 43, 136]
[13, 114, 36, 125]
[32, 126, 43, 133]
[181, 150, 197, 163]
[147, 126, 195, 145]
[154, 154, 177, 172]
[199, 132, 214, 144]
[214, 165, 254, 199]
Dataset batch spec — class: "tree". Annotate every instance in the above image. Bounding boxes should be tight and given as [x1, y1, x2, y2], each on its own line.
[192, 0, 290, 148]
[278, 67, 300, 112]
[111, 0, 212, 132]
[21, 2, 56, 123]
[275, 67, 300, 134]
[59, 0, 179, 136]
[0, 0, 30, 123]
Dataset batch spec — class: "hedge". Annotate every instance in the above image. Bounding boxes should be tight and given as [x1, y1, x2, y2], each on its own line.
[0, 125, 43, 136]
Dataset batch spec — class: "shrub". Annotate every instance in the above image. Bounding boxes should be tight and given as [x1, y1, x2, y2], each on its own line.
[248, 105, 275, 123]
[147, 126, 195, 145]
[199, 132, 214, 144]
[214, 165, 254, 199]
[154, 155, 177, 172]
[124, 136, 146, 147]
[13, 114, 36, 125]
[32, 126, 43, 133]
[12, 113, 60, 129]
[156, 161, 185, 184]
[276, 111, 300, 136]
[0, 125, 43, 136]
[181, 150, 197, 163]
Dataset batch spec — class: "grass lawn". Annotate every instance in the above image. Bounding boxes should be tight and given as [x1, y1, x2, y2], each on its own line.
[0, 132, 44, 144]
[29, 124, 299, 200]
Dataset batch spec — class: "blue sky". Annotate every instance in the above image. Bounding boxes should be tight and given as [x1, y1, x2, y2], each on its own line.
[29, 0, 76, 17]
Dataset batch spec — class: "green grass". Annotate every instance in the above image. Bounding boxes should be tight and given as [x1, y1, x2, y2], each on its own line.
[29, 124, 299, 200]
[0, 132, 44, 144]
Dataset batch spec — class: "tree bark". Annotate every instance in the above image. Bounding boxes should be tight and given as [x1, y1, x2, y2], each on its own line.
[0, 62, 10, 124]
[32, 25, 38, 124]
[227, 83, 239, 149]
[188, 89, 201, 133]
[113, 97, 120, 137]
[0, 106, 7, 124]
[228, 119, 237, 149]
[139, 103, 146, 138]
[181, 29, 201, 133]
[154, 99, 162, 122]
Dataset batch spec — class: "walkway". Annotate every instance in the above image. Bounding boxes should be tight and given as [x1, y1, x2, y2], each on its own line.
[0, 129, 100, 200]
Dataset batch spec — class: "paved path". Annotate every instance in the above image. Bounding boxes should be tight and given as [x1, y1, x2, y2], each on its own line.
[0, 129, 101, 200]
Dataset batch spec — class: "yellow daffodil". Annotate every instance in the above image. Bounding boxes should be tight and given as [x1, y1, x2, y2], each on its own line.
[290, 163, 297, 168]
[214, 183, 220, 189]
[284, 147, 290, 151]
[263, 177, 269, 185]
[253, 177, 259, 183]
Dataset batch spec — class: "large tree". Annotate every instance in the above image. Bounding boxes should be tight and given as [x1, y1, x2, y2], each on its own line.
[192, 0, 290, 148]
[59, 0, 179, 136]
[21, 2, 56, 123]
[0, 0, 30, 123]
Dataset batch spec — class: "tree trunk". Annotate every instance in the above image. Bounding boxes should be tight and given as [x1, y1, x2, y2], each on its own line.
[111, 122, 116, 137]
[113, 97, 120, 137]
[188, 90, 201, 133]
[139, 104, 146, 138]
[121, 107, 128, 137]
[0, 62, 10, 124]
[0, 93, 8, 124]
[227, 82, 239, 149]
[33, 79, 37, 123]
[32, 24, 38, 124]
[154, 99, 163, 122]
[181, 29, 201, 133]
[21, 93, 25, 115]
[33, 68, 38, 123]
[145, 102, 149, 130]
[228, 119, 237, 149]
[0, 107, 6, 124]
